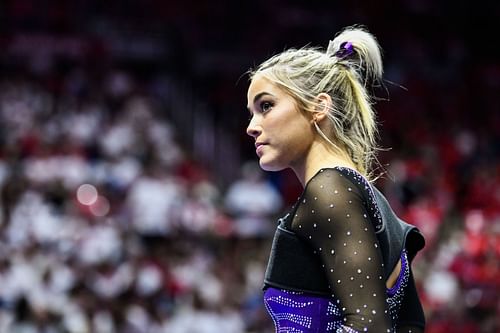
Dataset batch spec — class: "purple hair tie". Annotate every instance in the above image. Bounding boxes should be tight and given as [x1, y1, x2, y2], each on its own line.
[335, 41, 354, 59]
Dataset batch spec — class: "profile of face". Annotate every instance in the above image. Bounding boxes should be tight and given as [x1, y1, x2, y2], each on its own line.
[246, 74, 315, 172]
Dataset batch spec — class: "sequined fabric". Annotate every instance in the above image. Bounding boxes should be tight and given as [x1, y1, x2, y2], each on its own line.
[263, 167, 420, 332]
[263, 250, 408, 333]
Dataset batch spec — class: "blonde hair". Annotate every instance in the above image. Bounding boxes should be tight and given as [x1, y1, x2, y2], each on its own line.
[249, 25, 383, 180]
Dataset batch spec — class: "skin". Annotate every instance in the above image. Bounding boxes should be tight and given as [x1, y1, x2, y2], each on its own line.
[246, 73, 356, 187]
[246, 73, 401, 289]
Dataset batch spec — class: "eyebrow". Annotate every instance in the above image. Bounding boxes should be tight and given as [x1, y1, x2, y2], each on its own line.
[247, 92, 275, 111]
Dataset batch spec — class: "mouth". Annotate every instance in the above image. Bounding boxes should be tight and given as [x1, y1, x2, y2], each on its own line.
[255, 142, 267, 155]
[255, 142, 266, 148]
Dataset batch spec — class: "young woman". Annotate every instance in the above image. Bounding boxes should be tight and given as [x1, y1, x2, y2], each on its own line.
[246, 26, 426, 333]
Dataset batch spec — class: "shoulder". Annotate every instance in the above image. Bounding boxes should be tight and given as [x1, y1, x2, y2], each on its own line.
[290, 167, 379, 240]
[303, 167, 367, 198]
[292, 168, 368, 225]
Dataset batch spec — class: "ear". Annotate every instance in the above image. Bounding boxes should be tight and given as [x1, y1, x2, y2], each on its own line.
[311, 93, 332, 124]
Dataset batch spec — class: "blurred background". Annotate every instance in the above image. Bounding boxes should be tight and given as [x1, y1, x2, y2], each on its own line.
[0, 0, 498, 332]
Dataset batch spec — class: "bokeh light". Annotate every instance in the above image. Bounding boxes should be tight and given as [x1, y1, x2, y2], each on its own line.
[77, 184, 98, 205]
[89, 196, 110, 217]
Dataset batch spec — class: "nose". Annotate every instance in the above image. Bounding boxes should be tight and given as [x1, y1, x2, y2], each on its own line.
[246, 115, 261, 139]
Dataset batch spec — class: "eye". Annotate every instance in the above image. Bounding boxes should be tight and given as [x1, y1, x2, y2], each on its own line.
[260, 101, 274, 113]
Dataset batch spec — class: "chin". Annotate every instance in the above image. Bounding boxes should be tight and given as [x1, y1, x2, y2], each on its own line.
[258, 158, 287, 172]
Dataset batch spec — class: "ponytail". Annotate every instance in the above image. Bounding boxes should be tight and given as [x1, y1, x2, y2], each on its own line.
[250, 25, 384, 180]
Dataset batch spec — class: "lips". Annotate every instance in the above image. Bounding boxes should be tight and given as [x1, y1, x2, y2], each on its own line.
[255, 142, 267, 155]
[255, 142, 266, 149]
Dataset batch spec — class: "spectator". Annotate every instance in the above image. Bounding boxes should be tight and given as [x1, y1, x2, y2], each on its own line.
[224, 161, 282, 237]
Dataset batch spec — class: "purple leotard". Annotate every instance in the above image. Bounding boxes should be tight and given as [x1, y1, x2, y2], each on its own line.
[264, 251, 408, 333]
[263, 168, 424, 332]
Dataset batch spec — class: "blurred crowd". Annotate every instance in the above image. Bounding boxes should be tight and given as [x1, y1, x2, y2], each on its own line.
[0, 0, 499, 332]
[0, 69, 283, 332]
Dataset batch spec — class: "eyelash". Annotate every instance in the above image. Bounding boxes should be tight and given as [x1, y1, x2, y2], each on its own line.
[259, 101, 274, 113]
[248, 100, 274, 121]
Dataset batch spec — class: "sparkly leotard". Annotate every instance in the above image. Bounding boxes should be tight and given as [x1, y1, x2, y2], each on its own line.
[263, 167, 425, 333]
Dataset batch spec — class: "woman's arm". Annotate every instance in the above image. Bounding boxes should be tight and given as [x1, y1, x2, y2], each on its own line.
[291, 169, 393, 332]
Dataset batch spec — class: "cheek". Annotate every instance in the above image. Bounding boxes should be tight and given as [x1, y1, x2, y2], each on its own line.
[272, 119, 314, 160]
[284, 117, 314, 146]
[285, 132, 313, 161]
[264, 106, 313, 152]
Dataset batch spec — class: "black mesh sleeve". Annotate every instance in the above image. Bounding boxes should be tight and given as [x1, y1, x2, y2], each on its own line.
[290, 168, 393, 332]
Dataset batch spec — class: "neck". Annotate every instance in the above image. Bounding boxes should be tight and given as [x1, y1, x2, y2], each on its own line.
[291, 140, 357, 187]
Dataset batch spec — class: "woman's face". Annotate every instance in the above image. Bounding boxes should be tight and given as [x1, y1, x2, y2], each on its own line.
[246, 74, 315, 172]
